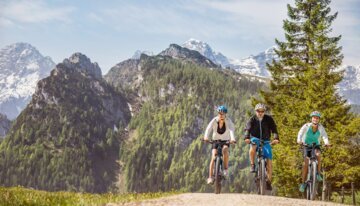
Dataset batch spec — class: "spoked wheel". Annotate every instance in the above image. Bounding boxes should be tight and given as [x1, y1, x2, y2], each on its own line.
[310, 161, 318, 200]
[214, 156, 222, 194]
[259, 159, 266, 195]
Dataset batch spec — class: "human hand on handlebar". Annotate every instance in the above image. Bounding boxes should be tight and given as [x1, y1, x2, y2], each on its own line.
[271, 139, 279, 145]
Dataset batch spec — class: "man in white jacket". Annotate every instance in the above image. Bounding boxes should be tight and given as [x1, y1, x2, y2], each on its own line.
[297, 111, 331, 192]
[204, 105, 236, 184]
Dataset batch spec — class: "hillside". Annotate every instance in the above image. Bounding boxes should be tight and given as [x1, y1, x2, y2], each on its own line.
[106, 54, 265, 193]
[0, 53, 131, 193]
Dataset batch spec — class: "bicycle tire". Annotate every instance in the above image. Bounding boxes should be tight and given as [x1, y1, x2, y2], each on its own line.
[260, 158, 266, 195]
[306, 162, 312, 200]
[214, 156, 222, 194]
[311, 161, 317, 200]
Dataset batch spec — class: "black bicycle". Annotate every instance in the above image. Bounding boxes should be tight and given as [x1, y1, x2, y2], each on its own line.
[203, 139, 235, 194]
[253, 139, 271, 195]
[303, 143, 321, 200]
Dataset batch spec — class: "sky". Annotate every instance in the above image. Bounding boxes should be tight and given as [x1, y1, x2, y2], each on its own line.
[0, 0, 359, 74]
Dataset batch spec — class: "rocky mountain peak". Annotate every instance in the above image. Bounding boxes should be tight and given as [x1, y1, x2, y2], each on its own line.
[132, 50, 154, 59]
[159, 44, 218, 68]
[182, 38, 230, 67]
[61, 53, 102, 79]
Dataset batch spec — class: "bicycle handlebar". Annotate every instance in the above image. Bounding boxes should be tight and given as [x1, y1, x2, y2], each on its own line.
[300, 142, 331, 148]
[201, 139, 236, 145]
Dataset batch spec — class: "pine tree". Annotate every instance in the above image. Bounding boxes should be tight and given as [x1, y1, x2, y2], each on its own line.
[261, 0, 359, 196]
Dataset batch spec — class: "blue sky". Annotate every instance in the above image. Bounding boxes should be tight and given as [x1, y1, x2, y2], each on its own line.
[0, 0, 359, 74]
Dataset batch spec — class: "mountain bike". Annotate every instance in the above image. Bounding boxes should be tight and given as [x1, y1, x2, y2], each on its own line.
[203, 139, 235, 194]
[303, 143, 321, 200]
[253, 139, 270, 195]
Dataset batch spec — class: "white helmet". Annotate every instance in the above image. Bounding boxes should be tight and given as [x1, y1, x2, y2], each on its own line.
[255, 103, 266, 111]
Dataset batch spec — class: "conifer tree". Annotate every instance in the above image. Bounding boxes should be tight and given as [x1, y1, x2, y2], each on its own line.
[261, 0, 359, 196]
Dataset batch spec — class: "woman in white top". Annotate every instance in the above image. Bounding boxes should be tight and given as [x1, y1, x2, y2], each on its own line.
[204, 105, 236, 184]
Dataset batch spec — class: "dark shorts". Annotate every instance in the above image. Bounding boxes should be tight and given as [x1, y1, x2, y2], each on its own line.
[212, 142, 230, 150]
[303, 145, 321, 158]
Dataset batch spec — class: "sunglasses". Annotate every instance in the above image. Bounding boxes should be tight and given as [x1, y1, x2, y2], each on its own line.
[256, 110, 265, 113]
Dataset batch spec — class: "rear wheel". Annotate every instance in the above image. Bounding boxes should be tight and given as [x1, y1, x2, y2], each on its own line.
[214, 156, 222, 194]
[259, 159, 266, 195]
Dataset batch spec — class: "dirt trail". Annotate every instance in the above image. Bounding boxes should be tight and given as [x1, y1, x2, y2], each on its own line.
[106, 193, 345, 206]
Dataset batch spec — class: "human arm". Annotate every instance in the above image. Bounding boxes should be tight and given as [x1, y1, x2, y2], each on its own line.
[319, 124, 330, 145]
[204, 118, 215, 141]
[269, 116, 280, 143]
[228, 118, 236, 143]
[244, 118, 252, 144]
[297, 124, 308, 144]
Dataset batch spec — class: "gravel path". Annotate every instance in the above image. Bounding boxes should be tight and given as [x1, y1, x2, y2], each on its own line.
[106, 193, 345, 206]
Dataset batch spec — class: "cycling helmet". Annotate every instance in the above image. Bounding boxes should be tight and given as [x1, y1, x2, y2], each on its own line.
[255, 103, 266, 111]
[217, 105, 228, 113]
[310, 111, 321, 118]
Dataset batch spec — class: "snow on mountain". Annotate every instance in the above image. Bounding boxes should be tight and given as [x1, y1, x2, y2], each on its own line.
[0, 42, 55, 119]
[182, 38, 230, 67]
[182, 38, 359, 104]
[229, 47, 277, 77]
[182, 38, 275, 77]
[337, 65, 360, 104]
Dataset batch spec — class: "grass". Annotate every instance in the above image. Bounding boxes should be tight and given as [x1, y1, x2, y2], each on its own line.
[0, 186, 179, 206]
[331, 191, 360, 205]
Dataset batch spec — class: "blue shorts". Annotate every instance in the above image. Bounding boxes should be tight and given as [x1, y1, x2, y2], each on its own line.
[250, 137, 272, 160]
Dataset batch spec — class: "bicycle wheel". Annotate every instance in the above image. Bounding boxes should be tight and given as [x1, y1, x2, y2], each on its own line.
[310, 161, 317, 200]
[306, 181, 311, 200]
[306, 161, 313, 200]
[214, 156, 222, 194]
[259, 158, 266, 195]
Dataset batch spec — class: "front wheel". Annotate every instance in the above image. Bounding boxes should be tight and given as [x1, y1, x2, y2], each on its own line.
[259, 159, 266, 195]
[310, 161, 318, 200]
[214, 156, 222, 194]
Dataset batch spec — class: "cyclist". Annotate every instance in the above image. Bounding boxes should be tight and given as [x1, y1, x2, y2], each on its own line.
[204, 105, 236, 184]
[244, 103, 279, 190]
[297, 111, 330, 192]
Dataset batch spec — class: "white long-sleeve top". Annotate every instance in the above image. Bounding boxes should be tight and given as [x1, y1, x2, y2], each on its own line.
[204, 116, 236, 141]
[297, 123, 329, 145]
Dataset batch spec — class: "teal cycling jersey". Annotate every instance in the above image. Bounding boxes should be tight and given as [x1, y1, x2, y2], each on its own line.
[305, 126, 320, 145]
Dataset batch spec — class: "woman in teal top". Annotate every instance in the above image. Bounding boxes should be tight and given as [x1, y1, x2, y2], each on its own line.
[297, 111, 331, 192]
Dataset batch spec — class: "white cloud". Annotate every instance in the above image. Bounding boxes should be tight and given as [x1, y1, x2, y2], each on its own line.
[0, 17, 14, 27]
[0, 0, 75, 25]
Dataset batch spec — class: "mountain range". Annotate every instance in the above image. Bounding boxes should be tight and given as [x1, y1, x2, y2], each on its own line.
[0, 39, 358, 194]
[0, 40, 359, 123]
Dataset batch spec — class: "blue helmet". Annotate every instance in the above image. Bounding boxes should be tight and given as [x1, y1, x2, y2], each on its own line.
[310, 111, 321, 118]
[217, 105, 228, 113]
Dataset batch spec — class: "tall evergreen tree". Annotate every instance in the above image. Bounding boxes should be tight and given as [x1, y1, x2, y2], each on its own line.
[261, 0, 359, 197]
